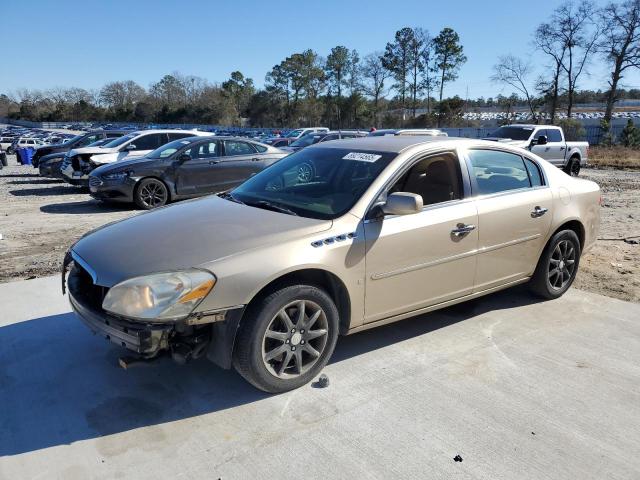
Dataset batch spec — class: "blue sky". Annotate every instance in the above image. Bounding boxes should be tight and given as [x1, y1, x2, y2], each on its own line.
[2, 0, 638, 99]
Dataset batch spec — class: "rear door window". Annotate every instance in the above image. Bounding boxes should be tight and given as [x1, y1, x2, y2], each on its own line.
[133, 133, 167, 150]
[547, 129, 562, 142]
[468, 149, 532, 195]
[223, 140, 256, 156]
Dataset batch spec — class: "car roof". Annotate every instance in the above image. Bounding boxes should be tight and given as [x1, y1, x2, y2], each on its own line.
[312, 136, 460, 153]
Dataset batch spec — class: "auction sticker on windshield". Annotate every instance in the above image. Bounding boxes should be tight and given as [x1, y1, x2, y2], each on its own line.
[343, 152, 382, 162]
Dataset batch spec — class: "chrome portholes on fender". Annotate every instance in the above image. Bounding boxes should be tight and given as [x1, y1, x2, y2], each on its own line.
[311, 232, 357, 248]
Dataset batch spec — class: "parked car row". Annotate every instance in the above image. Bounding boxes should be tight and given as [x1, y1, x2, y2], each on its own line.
[5, 123, 587, 215]
[0, 125, 76, 154]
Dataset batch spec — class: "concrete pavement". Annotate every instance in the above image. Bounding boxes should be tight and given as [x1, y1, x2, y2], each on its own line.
[1, 275, 639, 479]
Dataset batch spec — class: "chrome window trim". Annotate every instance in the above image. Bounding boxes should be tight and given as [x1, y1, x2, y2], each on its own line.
[461, 146, 550, 199]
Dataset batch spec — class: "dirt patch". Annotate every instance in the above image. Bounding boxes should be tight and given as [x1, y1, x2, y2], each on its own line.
[0, 157, 639, 302]
[0, 158, 138, 282]
[574, 169, 640, 303]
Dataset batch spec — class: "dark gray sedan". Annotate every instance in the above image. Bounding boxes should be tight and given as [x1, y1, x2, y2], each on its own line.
[88, 136, 288, 209]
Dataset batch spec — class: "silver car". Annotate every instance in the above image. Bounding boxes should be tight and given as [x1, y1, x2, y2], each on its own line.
[64, 136, 601, 392]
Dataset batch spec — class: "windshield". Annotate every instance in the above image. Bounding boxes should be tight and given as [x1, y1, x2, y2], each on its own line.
[103, 133, 137, 148]
[291, 134, 322, 148]
[490, 126, 534, 141]
[64, 134, 84, 145]
[231, 147, 395, 220]
[147, 138, 195, 159]
[285, 129, 304, 138]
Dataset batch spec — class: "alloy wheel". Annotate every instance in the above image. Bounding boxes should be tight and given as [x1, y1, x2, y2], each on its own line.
[140, 181, 167, 208]
[261, 299, 329, 379]
[548, 239, 576, 290]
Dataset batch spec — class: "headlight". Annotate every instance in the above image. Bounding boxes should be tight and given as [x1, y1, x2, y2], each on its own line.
[102, 269, 216, 321]
[103, 171, 130, 181]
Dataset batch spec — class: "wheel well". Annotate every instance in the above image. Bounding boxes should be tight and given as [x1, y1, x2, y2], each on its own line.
[553, 220, 585, 250]
[242, 269, 352, 335]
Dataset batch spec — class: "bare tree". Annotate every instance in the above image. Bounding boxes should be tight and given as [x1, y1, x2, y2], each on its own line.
[492, 55, 538, 121]
[408, 28, 427, 118]
[544, 1, 601, 118]
[361, 52, 389, 127]
[420, 35, 436, 114]
[534, 22, 567, 122]
[599, 0, 640, 124]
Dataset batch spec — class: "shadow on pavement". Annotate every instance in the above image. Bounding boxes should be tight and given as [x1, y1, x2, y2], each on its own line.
[10, 186, 85, 197]
[0, 173, 41, 178]
[0, 286, 542, 457]
[40, 200, 132, 214]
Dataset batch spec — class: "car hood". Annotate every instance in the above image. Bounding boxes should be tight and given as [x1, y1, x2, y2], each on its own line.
[92, 156, 153, 175]
[72, 195, 332, 287]
[69, 146, 119, 156]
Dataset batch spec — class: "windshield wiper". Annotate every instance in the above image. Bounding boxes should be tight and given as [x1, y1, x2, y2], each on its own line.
[245, 200, 298, 216]
[218, 191, 245, 205]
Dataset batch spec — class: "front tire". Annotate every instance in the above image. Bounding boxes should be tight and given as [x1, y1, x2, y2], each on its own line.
[233, 285, 339, 393]
[134, 178, 169, 210]
[529, 230, 581, 299]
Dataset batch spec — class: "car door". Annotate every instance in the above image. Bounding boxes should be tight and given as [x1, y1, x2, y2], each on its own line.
[544, 128, 566, 165]
[363, 150, 478, 323]
[175, 140, 221, 195]
[218, 140, 264, 188]
[465, 148, 552, 292]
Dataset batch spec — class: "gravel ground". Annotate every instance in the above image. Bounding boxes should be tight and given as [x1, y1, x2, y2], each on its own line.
[575, 168, 640, 302]
[0, 156, 638, 302]
[0, 156, 139, 282]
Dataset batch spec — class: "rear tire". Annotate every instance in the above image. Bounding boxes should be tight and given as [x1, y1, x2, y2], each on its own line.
[529, 229, 581, 299]
[134, 178, 168, 210]
[563, 156, 581, 176]
[233, 284, 339, 393]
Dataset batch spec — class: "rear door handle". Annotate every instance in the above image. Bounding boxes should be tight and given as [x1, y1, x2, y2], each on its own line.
[209, 160, 220, 165]
[251, 157, 260, 162]
[560, 146, 566, 150]
[531, 206, 548, 218]
[451, 223, 476, 237]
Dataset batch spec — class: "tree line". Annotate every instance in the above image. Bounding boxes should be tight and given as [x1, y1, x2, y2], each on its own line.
[1, 0, 639, 130]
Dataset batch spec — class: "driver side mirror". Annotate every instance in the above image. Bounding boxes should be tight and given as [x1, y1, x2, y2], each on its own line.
[382, 192, 423, 216]
[125, 144, 137, 151]
[535, 135, 547, 146]
[178, 153, 191, 163]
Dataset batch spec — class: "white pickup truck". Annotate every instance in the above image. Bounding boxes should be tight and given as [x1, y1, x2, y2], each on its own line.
[484, 124, 589, 176]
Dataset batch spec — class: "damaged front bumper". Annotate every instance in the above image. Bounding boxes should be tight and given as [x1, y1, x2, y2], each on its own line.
[63, 253, 245, 368]
[69, 291, 172, 356]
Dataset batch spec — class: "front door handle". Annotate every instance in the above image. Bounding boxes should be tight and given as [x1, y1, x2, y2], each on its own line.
[251, 157, 260, 162]
[531, 206, 548, 218]
[209, 160, 220, 165]
[451, 223, 476, 237]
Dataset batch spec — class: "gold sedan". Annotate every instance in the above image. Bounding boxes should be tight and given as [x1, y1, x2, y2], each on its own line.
[66, 136, 601, 392]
